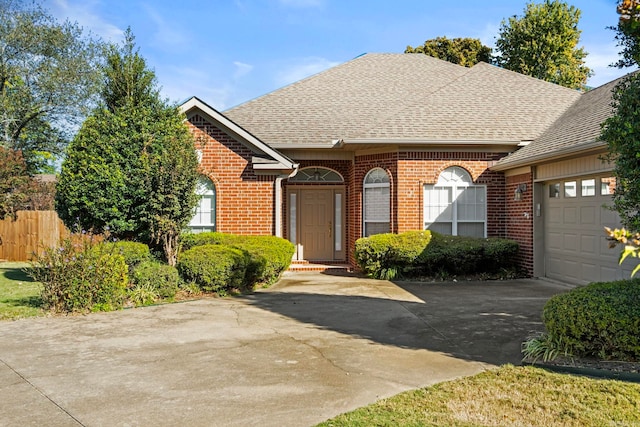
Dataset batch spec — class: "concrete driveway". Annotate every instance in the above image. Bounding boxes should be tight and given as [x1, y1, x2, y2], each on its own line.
[0, 272, 572, 427]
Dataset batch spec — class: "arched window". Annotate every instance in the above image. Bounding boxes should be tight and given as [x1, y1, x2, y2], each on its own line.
[288, 167, 344, 183]
[189, 177, 216, 233]
[424, 166, 486, 237]
[363, 168, 390, 237]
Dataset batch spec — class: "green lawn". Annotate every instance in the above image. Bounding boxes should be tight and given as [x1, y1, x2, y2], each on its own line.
[318, 365, 640, 426]
[0, 262, 43, 320]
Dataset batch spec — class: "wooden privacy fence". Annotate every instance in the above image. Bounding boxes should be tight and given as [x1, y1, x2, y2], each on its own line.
[0, 211, 68, 262]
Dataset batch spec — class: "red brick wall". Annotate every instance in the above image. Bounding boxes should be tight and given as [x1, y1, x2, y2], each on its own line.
[187, 115, 276, 235]
[505, 173, 534, 276]
[395, 152, 506, 237]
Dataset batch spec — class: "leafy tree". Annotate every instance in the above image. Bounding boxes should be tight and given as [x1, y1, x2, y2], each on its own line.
[405, 37, 492, 67]
[0, 147, 53, 218]
[494, 0, 591, 89]
[0, 0, 104, 171]
[56, 30, 199, 265]
[611, 0, 640, 68]
[601, 1, 640, 276]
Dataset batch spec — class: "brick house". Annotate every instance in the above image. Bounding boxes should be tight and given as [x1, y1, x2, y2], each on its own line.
[180, 53, 633, 285]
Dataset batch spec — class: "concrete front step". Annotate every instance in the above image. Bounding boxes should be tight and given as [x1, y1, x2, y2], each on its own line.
[288, 261, 353, 272]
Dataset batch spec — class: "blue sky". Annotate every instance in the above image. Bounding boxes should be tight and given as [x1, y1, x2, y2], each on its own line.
[45, 0, 634, 110]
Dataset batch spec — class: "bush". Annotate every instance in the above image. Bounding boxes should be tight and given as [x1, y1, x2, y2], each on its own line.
[417, 233, 519, 276]
[131, 260, 180, 299]
[180, 232, 227, 251]
[180, 233, 294, 287]
[177, 244, 247, 294]
[355, 231, 432, 279]
[30, 236, 128, 313]
[104, 241, 152, 271]
[542, 279, 640, 361]
[232, 236, 295, 286]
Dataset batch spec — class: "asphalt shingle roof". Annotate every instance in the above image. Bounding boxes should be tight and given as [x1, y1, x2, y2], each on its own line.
[224, 53, 582, 147]
[495, 76, 624, 167]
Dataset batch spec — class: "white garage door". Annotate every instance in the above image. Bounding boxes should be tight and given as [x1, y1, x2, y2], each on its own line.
[544, 176, 633, 285]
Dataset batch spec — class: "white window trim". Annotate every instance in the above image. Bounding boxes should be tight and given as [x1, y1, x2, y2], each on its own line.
[424, 167, 487, 238]
[363, 168, 390, 237]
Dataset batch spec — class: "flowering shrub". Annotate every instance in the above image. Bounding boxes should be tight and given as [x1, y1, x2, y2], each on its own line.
[30, 235, 128, 313]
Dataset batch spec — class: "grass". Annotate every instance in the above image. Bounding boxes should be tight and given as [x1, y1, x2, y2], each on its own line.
[318, 365, 640, 426]
[0, 262, 43, 320]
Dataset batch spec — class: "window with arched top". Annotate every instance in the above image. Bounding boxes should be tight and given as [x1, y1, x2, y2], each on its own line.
[189, 177, 216, 233]
[424, 166, 486, 237]
[363, 168, 390, 237]
[289, 167, 344, 183]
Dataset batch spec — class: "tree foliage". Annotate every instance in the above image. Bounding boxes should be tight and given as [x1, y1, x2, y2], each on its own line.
[0, 0, 103, 171]
[601, 2, 640, 235]
[405, 37, 492, 67]
[494, 0, 591, 89]
[56, 30, 199, 265]
[611, 0, 640, 68]
[0, 147, 54, 218]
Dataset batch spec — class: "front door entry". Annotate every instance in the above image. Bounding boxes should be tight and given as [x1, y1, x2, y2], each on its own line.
[300, 189, 333, 260]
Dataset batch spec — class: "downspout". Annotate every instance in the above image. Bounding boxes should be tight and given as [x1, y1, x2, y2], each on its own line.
[274, 166, 299, 237]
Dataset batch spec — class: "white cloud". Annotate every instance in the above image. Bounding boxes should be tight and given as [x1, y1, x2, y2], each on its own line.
[49, 0, 123, 41]
[233, 61, 254, 79]
[583, 42, 636, 87]
[278, 0, 324, 8]
[141, 3, 189, 51]
[275, 56, 339, 86]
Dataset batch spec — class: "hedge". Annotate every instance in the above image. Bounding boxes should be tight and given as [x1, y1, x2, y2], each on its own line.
[177, 244, 248, 294]
[543, 279, 640, 361]
[355, 231, 432, 279]
[355, 231, 519, 279]
[417, 232, 519, 276]
[179, 232, 295, 287]
[131, 260, 180, 299]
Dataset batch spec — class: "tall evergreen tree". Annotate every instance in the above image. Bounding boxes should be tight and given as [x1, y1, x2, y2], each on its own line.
[495, 0, 591, 89]
[56, 30, 199, 265]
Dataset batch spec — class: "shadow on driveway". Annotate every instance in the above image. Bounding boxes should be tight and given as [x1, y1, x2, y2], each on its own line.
[241, 272, 573, 366]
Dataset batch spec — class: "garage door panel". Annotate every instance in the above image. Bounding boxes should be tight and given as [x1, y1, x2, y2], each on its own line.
[580, 206, 596, 224]
[563, 207, 577, 223]
[580, 235, 596, 254]
[544, 179, 629, 285]
[563, 233, 578, 251]
[547, 232, 562, 250]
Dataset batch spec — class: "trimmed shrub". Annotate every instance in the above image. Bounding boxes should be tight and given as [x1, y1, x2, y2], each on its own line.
[232, 236, 295, 286]
[180, 233, 294, 287]
[30, 237, 128, 313]
[131, 260, 180, 299]
[103, 241, 152, 271]
[417, 232, 519, 276]
[180, 232, 227, 251]
[177, 244, 247, 294]
[355, 231, 432, 279]
[543, 279, 640, 361]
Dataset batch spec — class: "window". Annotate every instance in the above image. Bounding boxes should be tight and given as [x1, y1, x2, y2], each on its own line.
[424, 166, 486, 238]
[601, 177, 616, 195]
[564, 181, 577, 198]
[289, 167, 343, 183]
[189, 177, 216, 233]
[363, 168, 390, 236]
[581, 179, 596, 197]
[549, 183, 560, 198]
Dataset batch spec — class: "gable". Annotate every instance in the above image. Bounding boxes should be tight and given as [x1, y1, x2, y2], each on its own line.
[180, 97, 297, 175]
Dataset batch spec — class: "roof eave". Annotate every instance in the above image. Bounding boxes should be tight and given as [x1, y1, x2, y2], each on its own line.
[180, 96, 297, 171]
[491, 140, 607, 171]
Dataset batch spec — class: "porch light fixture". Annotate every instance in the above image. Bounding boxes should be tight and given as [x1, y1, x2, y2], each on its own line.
[514, 183, 527, 201]
[313, 168, 321, 181]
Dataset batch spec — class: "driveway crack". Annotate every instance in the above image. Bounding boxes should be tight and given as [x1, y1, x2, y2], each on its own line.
[0, 357, 85, 426]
